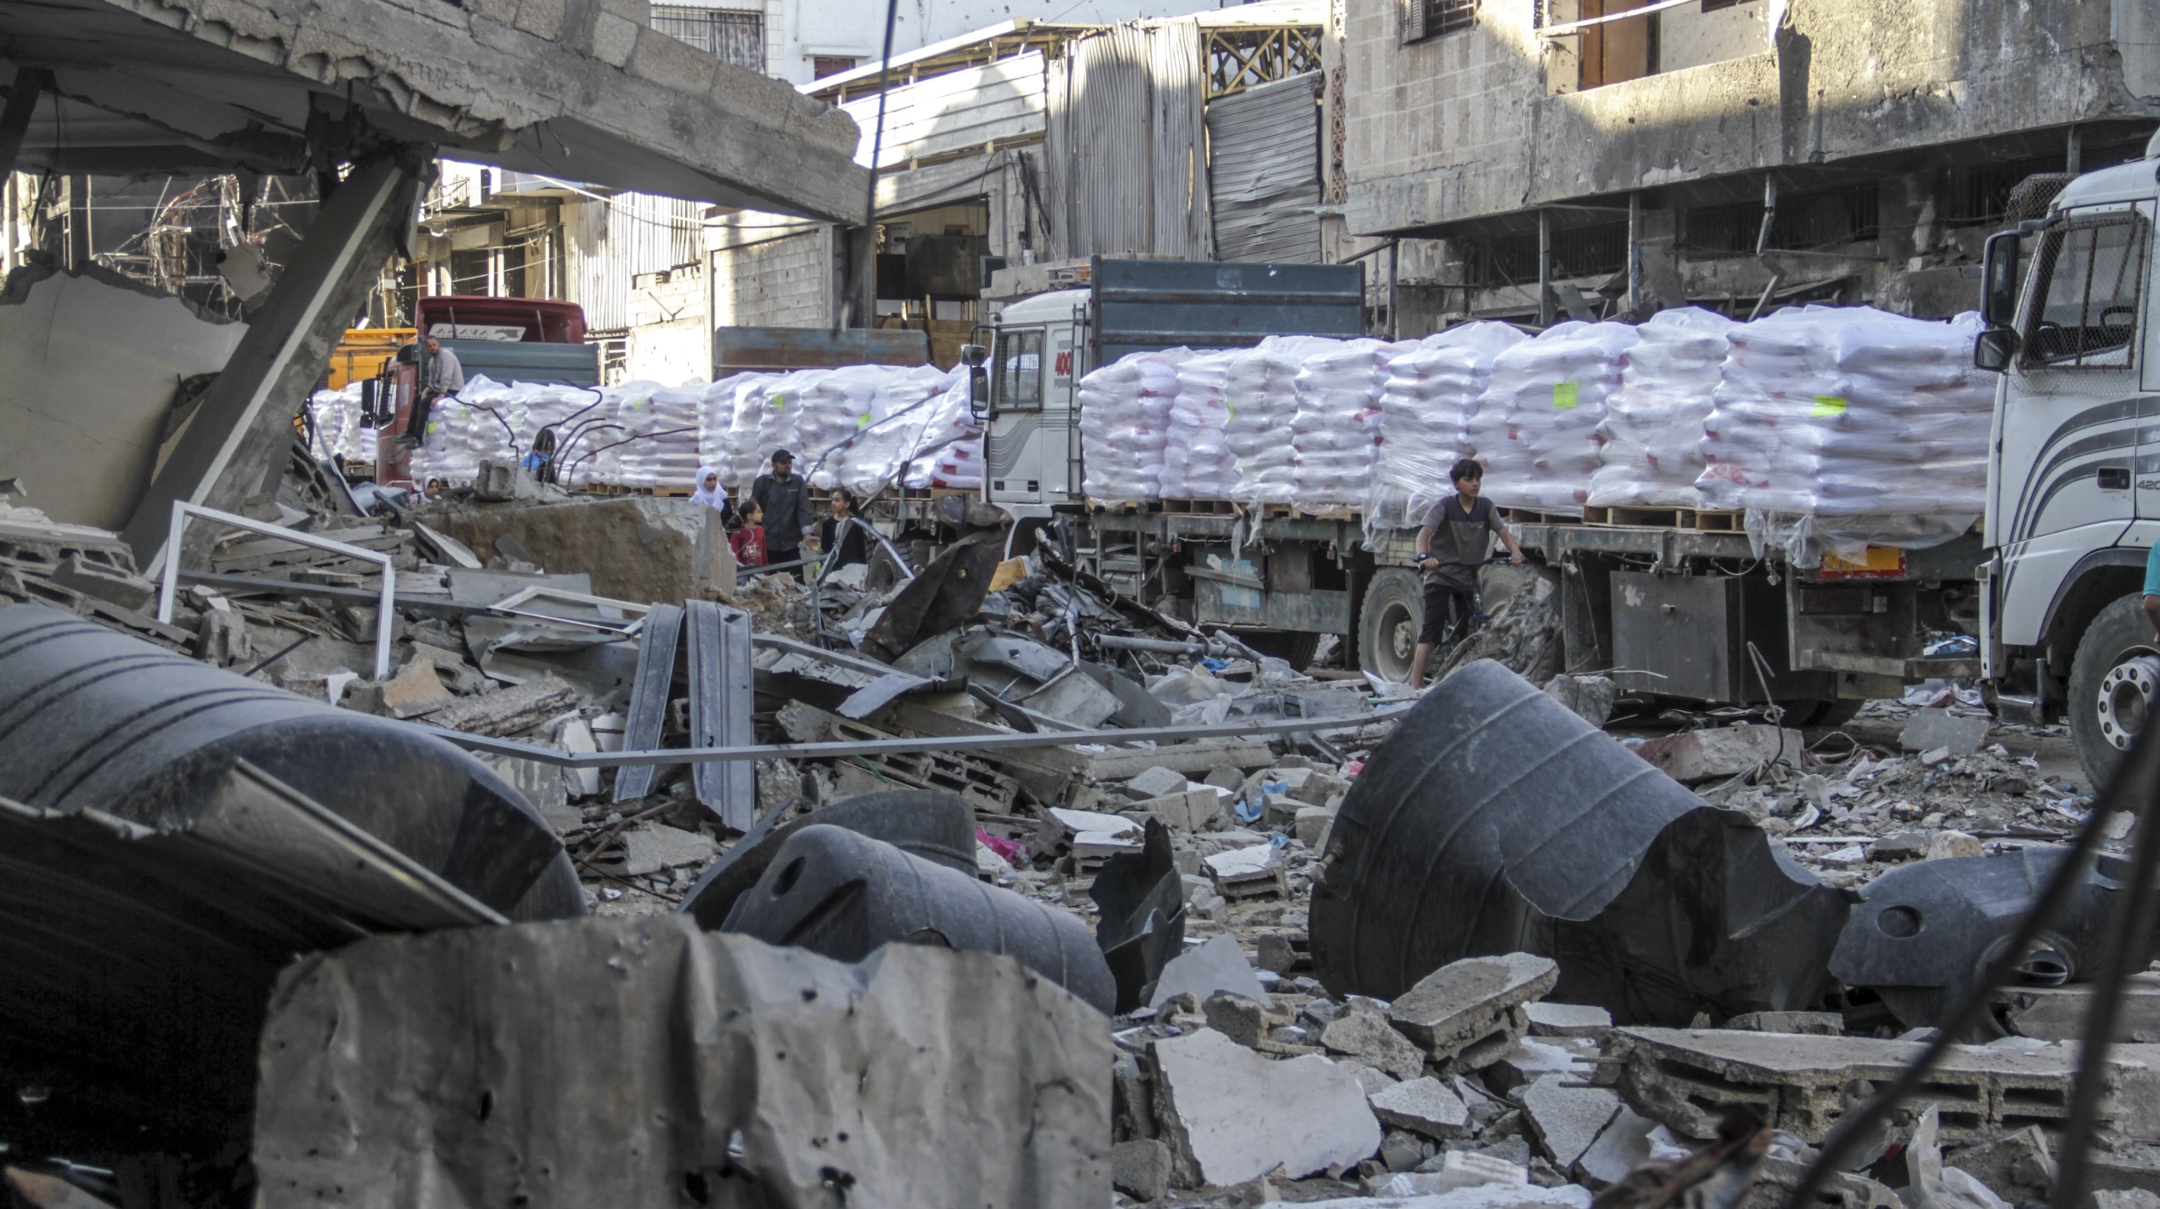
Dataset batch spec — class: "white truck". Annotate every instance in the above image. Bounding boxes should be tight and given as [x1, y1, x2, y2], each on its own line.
[956, 144, 2160, 791]
[1975, 131, 2160, 786]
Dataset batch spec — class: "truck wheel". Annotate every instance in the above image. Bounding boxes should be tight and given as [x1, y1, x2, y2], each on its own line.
[1236, 631, 1322, 670]
[1359, 568, 1423, 684]
[1782, 699, 1863, 728]
[2068, 593, 2160, 790]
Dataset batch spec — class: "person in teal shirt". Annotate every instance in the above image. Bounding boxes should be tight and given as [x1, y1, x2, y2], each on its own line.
[2145, 542, 2160, 641]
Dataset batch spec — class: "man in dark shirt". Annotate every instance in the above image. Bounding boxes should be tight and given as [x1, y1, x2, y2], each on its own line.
[1410, 458, 1526, 689]
[750, 450, 813, 581]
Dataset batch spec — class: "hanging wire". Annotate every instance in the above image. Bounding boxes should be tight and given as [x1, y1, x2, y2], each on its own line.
[833, 0, 904, 334]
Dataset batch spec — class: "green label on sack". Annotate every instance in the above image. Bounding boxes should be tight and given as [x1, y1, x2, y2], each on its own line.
[1225, 400, 1236, 420]
[1553, 382, 1579, 410]
[771, 394, 788, 409]
[1812, 395, 1848, 417]
[858, 412, 872, 427]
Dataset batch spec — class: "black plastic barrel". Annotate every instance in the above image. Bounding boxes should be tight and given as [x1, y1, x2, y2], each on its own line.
[0, 603, 582, 918]
[1308, 658, 1848, 1023]
[679, 788, 979, 930]
[723, 823, 1117, 1015]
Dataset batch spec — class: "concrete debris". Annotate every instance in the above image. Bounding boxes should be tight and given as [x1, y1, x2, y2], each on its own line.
[1519, 1075, 1621, 1171]
[1526, 1003, 1613, 1037]
[255, 917, 1110, 1206]
[1126, 765, 1193, 800]
[423, 675, 580, 735]
[1944, 1126, 2056, 1203]
[1908, 1105, 2012, 1209]
[1148, 1027, 1382, 1187]
[1575, 1106, 1658, 1187]
[1901, 709, 1993, 758]
[1322, 1008, 1430, 1081]
[600, 823, 717, 876]
[1151, 934, 1271, 1011]
[1632, 724, 1804, 784]
[1390, 953, 1560, 1068]
[1114, 1137, 1175, 1202]
[1723, 1011, 1845, 1035]
[1542, 674, 1617, 727]
[1370, 1076, 1472, 1138]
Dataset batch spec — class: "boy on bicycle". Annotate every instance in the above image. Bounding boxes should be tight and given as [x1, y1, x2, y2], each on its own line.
[1409, 458, 1526, 690]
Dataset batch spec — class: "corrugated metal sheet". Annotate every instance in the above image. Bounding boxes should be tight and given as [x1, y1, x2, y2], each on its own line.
[841, 52, 1049, 170]
[564, 192, 706, 331]
[1052, 24, 1210, 260]
[1206, 72, 1322, 263]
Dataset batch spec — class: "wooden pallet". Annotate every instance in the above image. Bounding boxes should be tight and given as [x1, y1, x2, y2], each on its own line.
[1691, 509, 1744, 532]
[1500, 507, 1582, 525]
[1260, 503, 1358, 521]
[1582, 504, 1688, 528]
[1162, 498, 1237, 515]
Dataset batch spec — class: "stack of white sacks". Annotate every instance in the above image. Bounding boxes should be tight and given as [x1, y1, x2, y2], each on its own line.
[1290, 339, 1414, 508]
[1695, 306, 1993, 526]
[611, 381, 704, 489]
[1160, 350, 1240, 499]
[1078, 349, 1188, 503]
[305, 384, 375, 464]
[1467, 321, 1641, 515]
[1587, 307, 1735, 508]
[1227, 336, 1339, 505]
[409, 374, 517, 485]
[1367, 322, 1527, 527]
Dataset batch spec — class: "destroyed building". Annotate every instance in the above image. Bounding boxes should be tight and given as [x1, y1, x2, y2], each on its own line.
[1340, 0, 2160, 326]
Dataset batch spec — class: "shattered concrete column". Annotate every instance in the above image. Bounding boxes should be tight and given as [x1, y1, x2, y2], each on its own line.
[120, 151, 427, 567]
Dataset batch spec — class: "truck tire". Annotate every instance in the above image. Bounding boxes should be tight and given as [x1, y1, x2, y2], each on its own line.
[2068, 593, 2160, 789]
[1236, 630, 1322, 670]
[1782, 698, 1863, 728]
[1359, 568, 1423, 684]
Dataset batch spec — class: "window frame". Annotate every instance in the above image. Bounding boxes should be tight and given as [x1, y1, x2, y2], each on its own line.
[1401, 0, 1477, 44]
[2018, 209, 2149, 373]
[996, 327, 1046, 413]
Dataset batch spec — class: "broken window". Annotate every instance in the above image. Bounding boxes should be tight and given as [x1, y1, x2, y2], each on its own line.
[651, 5, 766, 70]
[1683, 184, 1880, 257]
[997, 328, 1045, 411]
[1401, 0, 1476, 43]
[2021, 213, 2149, 370]
[1469, 221, 1627, 289]
[813, 56, 858, 79]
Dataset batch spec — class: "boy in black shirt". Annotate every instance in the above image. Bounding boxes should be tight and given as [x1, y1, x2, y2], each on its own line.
[1410, 458, 1526, 689]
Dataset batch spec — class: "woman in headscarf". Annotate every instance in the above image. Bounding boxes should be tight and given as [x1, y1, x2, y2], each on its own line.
[688, 465, 730, 519]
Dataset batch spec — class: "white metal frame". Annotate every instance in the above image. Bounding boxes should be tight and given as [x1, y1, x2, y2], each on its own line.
[486, 586, 649, 636]
[157, 501, 396, 680]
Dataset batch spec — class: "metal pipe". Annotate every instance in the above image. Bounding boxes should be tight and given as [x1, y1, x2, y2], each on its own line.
[1388, 239, 1400, 339]
[1537, 209, 1553, 327]
[1626, 192, 1642, 318]
[424, 704, 1414, 769]
[1748, 174, 1783, 321]
[1095, 634, 1243, 658]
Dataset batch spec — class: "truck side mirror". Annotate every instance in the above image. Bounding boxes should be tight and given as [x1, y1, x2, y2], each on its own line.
[1982, 231, 2021, 327]
[959, 343, 987, 368]
[960, 344, 993, 420]
[1974, 326, 2020, 372]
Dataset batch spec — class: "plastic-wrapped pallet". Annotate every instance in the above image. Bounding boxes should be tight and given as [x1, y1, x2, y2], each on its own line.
[699, 375, 760, 481]
[611, 380, 704, 489]
[306, 384, 374, 464]
[1078, 349, 1187, 503]
[1161, 350, 1240, 500]
[408, 375, 518, 485]
[1227, 336, 1340, 505]
[1467, 321, 1640, 516]
[1365, 321, 1529, 535]
[1288, 339, 1413, 509]
[795, 366, 891, 489]
[1695, 306, 1994, 558]
[907, 436, 984, 490]
[723, 375, 781, 488]
[835, 366, 968, 494]
[523, 381, 610, 489]
[753, 369, 825, 480]
[1587, 307, 1736, 508]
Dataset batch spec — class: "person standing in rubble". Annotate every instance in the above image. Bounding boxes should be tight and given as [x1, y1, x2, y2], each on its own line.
[397, 334, 465, 448]
[818, 486, 870, 572]
[750, 450, 813, 581]
[730, 500, 768, 568]
[1408, 458, 1526, 690]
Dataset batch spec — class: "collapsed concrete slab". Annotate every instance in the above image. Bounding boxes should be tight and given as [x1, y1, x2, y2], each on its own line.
[1609, 1026, 2160, 1146]
[1148, 1027, 1380, 1187]
[1519, 1075, 1620, 1171]
[1389, 953, 1559, 1068]
[425, 495, 726, 605]
[254, 917, 1111, 1207]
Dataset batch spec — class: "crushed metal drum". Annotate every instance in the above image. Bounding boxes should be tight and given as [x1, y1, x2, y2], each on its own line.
[1090, 817, 1188, 1013]
[678, 788, 979, 930]
[1307, 659, 1848, 1023]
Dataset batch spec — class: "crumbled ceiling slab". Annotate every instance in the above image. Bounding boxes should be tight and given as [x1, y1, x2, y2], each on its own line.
[3, 0, 867, 220]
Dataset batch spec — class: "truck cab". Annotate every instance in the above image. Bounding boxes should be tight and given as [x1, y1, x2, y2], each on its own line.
[980, 288, 1087, 518]
[1978, 132, 2160, 785]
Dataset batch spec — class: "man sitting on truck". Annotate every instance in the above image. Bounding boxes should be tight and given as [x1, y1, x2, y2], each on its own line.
[1410, 458, 1526, 690]
[398, 334, 466, 447]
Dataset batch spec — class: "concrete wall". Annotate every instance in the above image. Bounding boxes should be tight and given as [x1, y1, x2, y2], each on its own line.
[1344, 0, 2160, 235]
[766, 0, 1227, 85]
[625, 262, 713, 382]
[0, 266, 248, 530]
[713, 228, 834, 327]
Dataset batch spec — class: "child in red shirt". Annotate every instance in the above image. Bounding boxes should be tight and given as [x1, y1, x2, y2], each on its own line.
[729, 501, 768, 567]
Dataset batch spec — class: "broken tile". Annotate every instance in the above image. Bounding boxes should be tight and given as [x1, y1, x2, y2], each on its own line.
[1125, 766, 1190, 800]
[1148, 934, 1268, 1010]
[1321, 1009, 1427, 1081]
[1148, 1027, 1381, 1187]
[607, 825, 717, 877]
[378, 656, 455, 718]
[1135, 788, 1224, 831]
[1574, 1106, 1657, 1187]
[1369, 1075, 1470, 1139]
[1945, 1127, 2055, 1203]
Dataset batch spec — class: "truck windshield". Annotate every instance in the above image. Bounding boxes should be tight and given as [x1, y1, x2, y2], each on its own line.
[2023, 213, 2148, 369]
[998, 329, 1044, 411]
